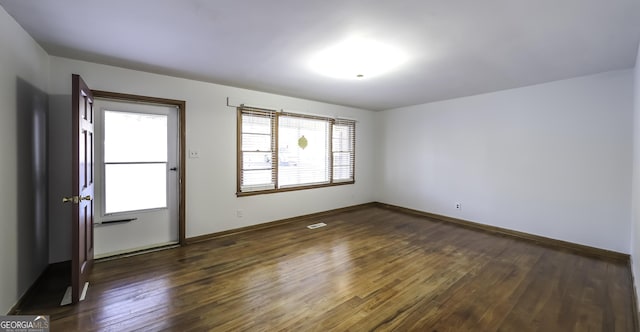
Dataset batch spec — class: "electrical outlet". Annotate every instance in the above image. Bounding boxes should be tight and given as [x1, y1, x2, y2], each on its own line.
[236, 210, 243, 218]
[455, 202, 461, 210]
[189, 149, 200, 158]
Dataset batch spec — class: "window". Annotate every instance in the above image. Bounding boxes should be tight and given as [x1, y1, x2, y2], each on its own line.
[237, 107, 355, 195]
[103, 110, 169, 213]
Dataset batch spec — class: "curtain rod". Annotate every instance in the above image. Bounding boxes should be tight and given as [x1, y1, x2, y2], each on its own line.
[226, 97, 358, 122]
[226, 97, 279, 112]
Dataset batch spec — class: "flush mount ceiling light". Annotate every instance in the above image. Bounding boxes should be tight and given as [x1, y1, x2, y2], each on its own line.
[309, 36, 408, 80]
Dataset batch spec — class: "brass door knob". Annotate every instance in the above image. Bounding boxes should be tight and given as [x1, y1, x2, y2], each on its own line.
[62, 196, 79, 204]
[62, 195, 92, 203]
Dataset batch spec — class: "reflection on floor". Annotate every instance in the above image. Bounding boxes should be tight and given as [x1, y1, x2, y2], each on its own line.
[15, 206, 637, 331]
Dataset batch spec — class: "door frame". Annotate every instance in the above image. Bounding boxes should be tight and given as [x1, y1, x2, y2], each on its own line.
[92, 90, 187, 244]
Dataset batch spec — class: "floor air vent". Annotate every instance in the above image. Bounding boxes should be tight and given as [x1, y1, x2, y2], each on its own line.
[307, 222, 327, 229]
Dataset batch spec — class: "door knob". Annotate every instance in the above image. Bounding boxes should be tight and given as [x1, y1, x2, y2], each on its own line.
[62, 195, 92, 203]
[62, 196, 79, 204]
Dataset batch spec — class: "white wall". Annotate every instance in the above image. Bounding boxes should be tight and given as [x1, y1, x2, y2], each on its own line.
[376, 70, 634, 253]
[0, 6, 50, 314]
[47, 56, 377, 262]
[2, 0, 636, 313]
[631, 42, 640, 307]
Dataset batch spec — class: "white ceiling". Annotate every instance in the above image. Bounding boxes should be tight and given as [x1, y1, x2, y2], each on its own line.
[2, 0, 639, 111]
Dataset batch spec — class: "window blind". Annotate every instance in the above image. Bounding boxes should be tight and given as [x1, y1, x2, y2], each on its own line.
[238, 109, 276, 192]
[237, 107, 355, 196]
[278, 114, 330, 187]
[332, 119, 355, 182]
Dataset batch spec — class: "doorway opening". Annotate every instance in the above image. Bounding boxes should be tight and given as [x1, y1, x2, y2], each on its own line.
[92, 91, 185, 258]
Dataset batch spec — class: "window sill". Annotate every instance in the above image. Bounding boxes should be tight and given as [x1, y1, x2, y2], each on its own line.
[237, 180, 355, 197]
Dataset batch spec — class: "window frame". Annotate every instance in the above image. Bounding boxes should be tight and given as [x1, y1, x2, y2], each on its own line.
[237, 106, 355, 196]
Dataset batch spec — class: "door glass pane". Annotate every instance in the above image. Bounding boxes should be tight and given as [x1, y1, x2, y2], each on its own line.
[104, 111, 167, 162]
[105, 163, 166, 214]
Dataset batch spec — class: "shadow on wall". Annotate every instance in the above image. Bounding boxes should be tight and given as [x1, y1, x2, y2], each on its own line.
[48, 94, 72, 263]
[16, 78, 49, 293]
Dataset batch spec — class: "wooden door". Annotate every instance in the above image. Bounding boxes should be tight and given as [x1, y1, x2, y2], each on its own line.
[71, 74, 95, 303]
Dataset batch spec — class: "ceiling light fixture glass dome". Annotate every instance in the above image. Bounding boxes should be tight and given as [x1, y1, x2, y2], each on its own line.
[309, 36, 408, 80]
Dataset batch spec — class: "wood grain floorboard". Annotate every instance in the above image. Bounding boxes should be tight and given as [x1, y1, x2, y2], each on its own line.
[16, 206, 636, 331]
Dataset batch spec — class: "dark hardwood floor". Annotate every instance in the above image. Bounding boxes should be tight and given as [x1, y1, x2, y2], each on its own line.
[16, 206, 637, 331]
